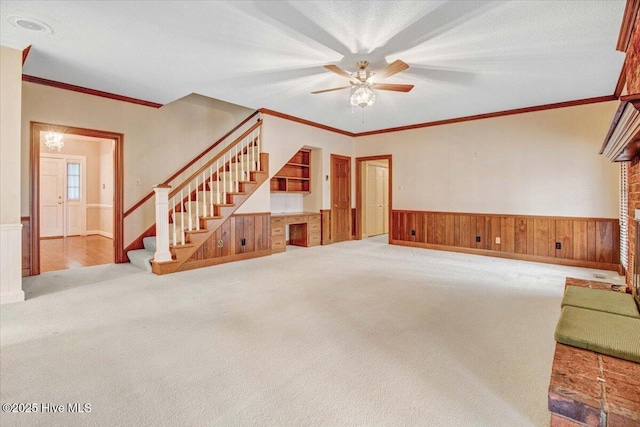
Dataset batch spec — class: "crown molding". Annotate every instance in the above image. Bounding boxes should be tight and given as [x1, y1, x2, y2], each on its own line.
[22, 75, 163, 108]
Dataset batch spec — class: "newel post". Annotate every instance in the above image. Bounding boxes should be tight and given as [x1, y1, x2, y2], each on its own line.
[153, 184, 172, 263]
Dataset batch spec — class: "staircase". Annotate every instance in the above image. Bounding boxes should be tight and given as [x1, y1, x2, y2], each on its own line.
[127, 120, 268, 275]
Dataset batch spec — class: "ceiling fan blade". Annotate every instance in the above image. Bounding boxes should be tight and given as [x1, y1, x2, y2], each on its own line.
[372, 83, 414, 92]
[311, 86, 351, 94]
[375, 60, 409, 81]
[324, 64, 354, 81]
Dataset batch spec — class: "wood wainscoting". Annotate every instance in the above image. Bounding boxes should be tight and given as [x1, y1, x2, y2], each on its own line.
[179, 212, 271, 271]
[391, 210, 621, 271]
[21, 216, 31, 276]
[320, 209, 332, 245]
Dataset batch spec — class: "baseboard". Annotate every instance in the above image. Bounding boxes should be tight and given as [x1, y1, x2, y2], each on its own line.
[390, 239, 622, 272]
[87, 230, 113, 239]
[178, 249, 272, 272]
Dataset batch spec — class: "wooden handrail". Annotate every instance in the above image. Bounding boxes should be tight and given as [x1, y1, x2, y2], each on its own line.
[123, 110, 260, 218]
[168, 121, 262, 199]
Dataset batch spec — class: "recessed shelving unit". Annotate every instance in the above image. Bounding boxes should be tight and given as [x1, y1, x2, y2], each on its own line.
[270, 149, 311, 193]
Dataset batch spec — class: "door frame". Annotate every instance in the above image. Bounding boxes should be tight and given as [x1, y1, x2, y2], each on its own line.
[40, 153, 87, 237]
[330, 154, 352, 242]
[30, 121, 125, 275]
[355, 155, 393, 241]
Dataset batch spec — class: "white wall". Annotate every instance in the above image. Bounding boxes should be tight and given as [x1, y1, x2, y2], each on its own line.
[0, 46, 24, 304]
[21, 85, 254, 244]
[355, 102, 620, 218]
[238, 114, 354, 214]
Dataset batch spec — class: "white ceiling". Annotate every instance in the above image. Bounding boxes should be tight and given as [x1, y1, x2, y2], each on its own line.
[0, 1, 627, 133]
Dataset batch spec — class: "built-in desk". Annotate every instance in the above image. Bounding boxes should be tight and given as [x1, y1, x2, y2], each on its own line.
[271, 212, 321, 252]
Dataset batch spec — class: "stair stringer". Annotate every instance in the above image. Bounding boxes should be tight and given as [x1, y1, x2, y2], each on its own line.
[151, 153, 269, 275]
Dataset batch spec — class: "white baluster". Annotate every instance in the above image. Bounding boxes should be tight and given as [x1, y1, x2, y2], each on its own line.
[246, 137, 250, 173]
[216, 159, 220, 205]
[240, 140, 245, 183]
[202, 171, 207, 217]
[256, 131, 261, 171]
[235, 145, 239, 192]
[222, 153, 226, 202]
[172, 196, 177, 247]
[195, 177, 200, 230]
[180, 189, 185, 245]
[250, 131, 255, 171]
[209, 166, 214, 217]
[187, 183, 192, 231]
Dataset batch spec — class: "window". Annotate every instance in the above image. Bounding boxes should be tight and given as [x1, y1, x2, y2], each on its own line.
[67, 162, 81, 200]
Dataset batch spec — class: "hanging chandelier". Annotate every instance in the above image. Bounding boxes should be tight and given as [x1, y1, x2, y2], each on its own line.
[45, 132, 64, 151]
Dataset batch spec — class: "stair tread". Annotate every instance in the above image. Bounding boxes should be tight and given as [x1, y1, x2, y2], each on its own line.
[171, 243, 195, 249]
[127, 248, 154, 272]
[185, 229, 209, 234]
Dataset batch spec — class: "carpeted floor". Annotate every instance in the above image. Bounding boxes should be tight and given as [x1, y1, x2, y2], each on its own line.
[0, 236, 624, 426]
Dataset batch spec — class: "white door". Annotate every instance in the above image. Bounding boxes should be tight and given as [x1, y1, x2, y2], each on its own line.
[40, 157, 65, 237]
[364, 163, 389, 237]
[65, 162, 84, 236]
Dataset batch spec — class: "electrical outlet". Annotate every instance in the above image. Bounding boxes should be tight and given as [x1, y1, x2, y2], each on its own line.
[556, 242, 562, 250]
[495, 237, 501, 244]
[241, 238, 246, 246]
[411, 229, 416, 236]
[476, 236, 481, 242]
[136, 178, 141, 186]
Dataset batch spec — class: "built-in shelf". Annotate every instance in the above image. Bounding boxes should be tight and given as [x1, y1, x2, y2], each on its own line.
[270, 149, 311, 193]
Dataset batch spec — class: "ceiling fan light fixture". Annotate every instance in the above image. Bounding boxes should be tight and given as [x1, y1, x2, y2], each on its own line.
[350, 85, 376, 108]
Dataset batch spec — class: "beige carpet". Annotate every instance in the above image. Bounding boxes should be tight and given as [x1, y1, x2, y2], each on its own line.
[0, 236, 623, 426]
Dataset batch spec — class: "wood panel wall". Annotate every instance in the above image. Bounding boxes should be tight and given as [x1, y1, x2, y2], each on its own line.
[183, 213, 271, 270]
[321, 209, 332, 245]
[391, 210, 621, 271]
[21, 217, 31, 276]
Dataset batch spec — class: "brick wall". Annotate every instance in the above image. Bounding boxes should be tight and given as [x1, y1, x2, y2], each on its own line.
[627, 157, 640, 294]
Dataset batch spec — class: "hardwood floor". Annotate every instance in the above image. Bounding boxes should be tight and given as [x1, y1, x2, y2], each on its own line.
[40, 235, 114, 273]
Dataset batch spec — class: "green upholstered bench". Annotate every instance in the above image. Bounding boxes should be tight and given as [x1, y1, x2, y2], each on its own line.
[555, 306, 640, 363]
[561, 285, 640, 318]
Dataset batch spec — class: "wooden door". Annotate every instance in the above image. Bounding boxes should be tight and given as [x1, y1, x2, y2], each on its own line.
[331, 154, 351, 242]
[40, 157, 65, 237]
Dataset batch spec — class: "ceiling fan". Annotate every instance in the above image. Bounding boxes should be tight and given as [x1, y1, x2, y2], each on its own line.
[312, 59, 414, 109]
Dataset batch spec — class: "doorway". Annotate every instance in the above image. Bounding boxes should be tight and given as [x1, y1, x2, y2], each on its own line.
[355, 155, 393, 241]
[40, 155, 87, 238]
[330, 154, 351, 243]
[30, 122, 125, 275]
